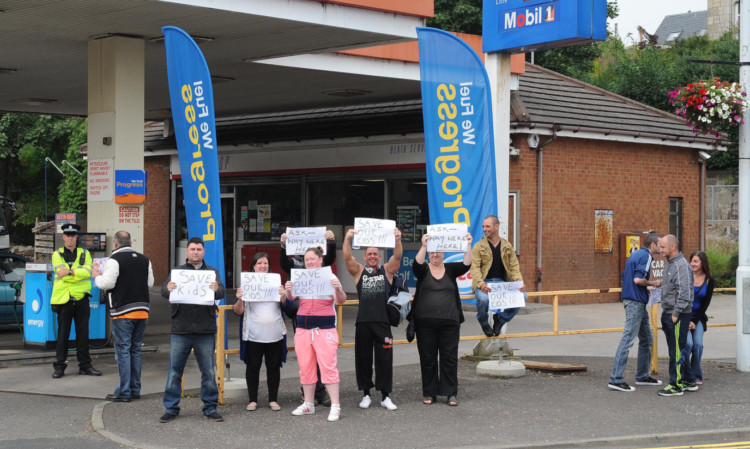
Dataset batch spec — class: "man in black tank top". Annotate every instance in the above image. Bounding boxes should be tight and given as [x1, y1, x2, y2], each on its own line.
[343, 227, 402, 411]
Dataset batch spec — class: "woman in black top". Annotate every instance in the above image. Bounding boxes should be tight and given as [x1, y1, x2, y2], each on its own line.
[686, 251, 715, 385]
[410, 232, 472, 406]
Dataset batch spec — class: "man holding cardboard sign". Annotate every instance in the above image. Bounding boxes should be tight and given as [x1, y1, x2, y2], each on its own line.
[343, 226, 402, 411]
[159, 237, 225, 423]
[470, 215, 525, 337]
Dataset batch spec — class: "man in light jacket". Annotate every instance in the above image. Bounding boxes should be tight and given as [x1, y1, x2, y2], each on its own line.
[93, 231, 154, 402]
[657, 234, 697, 396]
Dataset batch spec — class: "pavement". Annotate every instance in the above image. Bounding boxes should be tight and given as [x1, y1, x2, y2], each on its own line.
[0, 289, 749, 449]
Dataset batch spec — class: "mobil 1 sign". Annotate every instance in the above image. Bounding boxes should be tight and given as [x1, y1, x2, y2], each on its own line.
[482, 0, 607, 54]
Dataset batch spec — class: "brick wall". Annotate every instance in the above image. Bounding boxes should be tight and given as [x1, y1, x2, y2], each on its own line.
[510, 135, 701, 303]
[144, 156, 171, 284]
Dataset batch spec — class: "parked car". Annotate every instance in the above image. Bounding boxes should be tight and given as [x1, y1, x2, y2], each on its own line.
[0, 252, 29, 325]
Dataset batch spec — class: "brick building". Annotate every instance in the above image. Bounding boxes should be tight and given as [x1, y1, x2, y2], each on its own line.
[142, 63, 724, 301]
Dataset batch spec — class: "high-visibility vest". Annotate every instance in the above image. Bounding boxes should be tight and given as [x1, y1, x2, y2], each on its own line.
[50, 247, 93, 305]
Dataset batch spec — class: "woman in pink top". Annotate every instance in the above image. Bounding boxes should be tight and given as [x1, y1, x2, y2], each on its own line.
[284, 247, 347, 421]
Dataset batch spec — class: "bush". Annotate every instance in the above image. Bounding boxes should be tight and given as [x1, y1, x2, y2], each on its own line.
[706, 242, 738, 288]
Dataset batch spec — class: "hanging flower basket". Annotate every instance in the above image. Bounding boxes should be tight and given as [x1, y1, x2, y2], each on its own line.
[668, 78, 749, 137]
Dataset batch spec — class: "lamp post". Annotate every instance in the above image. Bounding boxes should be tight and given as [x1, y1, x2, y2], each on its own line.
[43, 157, 65, 224]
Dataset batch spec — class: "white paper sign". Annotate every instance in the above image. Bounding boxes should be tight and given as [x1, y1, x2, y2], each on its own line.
[426, 223, 468, 252]
[291, 266, 335, 297]
[169, 269, 216, 305]
[648, 287, 662, 306]
[240, 272, 282, 302]
[93, 257, 109, 273]
[487, 281, 525, 310]
[352, 217, 396, 248]
[285, 227, 327, 256]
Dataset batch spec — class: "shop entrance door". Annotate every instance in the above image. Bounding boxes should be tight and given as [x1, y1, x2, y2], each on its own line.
[221, 195, 235, 288]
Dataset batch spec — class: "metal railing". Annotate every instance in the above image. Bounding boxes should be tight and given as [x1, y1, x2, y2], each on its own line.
[213, 287, 737, 404]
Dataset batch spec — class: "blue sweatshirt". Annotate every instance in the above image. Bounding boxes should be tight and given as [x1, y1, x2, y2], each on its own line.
[621, 247, 652, 304]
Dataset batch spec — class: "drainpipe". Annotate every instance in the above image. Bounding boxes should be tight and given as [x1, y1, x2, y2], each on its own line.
[699, 156, 706, 251]
[535, 129, 558, 297]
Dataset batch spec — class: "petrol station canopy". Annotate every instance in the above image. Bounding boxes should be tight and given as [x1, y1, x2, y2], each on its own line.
[0, 0, 429, 120]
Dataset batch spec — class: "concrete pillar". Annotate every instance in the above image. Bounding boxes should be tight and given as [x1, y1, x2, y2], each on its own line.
[486, 53, 512, 239]
[737, 0, 750, 372]
[87, 36, 145, 252]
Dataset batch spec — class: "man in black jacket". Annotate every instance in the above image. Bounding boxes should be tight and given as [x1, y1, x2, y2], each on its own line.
[159, 237, 225, 423]
[93, 231, 154, 402]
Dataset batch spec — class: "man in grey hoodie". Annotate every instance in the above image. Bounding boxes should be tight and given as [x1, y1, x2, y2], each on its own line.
[657, 234, 697, 396]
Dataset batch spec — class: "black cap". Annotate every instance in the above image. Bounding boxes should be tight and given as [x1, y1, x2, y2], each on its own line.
[61, 223, 81, 235]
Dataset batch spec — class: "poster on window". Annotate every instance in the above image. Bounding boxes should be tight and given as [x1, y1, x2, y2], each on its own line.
[594, 209, 613, 253]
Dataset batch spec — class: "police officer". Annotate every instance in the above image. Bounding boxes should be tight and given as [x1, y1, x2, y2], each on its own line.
[51, 223, 101, 378]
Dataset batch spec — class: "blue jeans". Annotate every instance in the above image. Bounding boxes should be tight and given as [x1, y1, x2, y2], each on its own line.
[661, 311, 694, 387]
[685, 321, 706, 382]
[112, 318, 148, 398]
[163, 333, 218, 416]
[609, 300, 652, 384]
[475, 278, 522, 327]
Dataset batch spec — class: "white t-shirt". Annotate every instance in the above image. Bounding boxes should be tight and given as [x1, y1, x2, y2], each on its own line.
[242, 301, 286, 343]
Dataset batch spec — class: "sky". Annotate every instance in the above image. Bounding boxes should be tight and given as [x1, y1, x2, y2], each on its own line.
[611, 0, 709, 44]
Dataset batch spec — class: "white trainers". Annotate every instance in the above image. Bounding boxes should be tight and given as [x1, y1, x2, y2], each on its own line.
[292, 402, 315, 416]
[381, 397, 398, 411]
[359, 395, 372, 409]
[327, 404, 341, 422]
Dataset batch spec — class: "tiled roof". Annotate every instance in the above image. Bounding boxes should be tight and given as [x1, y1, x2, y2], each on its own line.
[513, 64, 720, 145]
[653, 10, 708, 45]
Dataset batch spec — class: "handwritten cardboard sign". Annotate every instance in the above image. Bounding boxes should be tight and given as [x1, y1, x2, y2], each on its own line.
[291, 266, 335, 298]
[285, 227, 327, 256]
[93, 257, 109, 273]
[169, 269, 216, 305]
[426, 223, 468, 253]
[487, 281, 525, 310]
[352, 217, 396, 249]
[240, 272, 282, 302]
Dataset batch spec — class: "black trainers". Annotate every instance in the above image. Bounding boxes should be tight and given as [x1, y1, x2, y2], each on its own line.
[635, 376, 663, 386]
[680, 381, 699, 392]
[159, 413, 177, 423]
[481, 323, 494, 337]
[657, 384, 684, 396]
[204, 412, 223, 422]
[607, 382, 635, 392]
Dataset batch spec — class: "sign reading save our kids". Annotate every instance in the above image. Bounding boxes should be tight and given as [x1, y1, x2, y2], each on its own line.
[352, 218, 396, 248]
[487, 281, 526, 310]
[482, 0, 607, 54]
[169, 269, 216, 305]
[240, 272, 282, 302]
[291, 267, 335, 297]
[285, 227, 327, 256]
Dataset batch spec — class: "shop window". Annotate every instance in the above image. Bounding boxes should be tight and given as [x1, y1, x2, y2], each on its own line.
[669, 197, 683, 248]
[236, 183, 301, 241]
[389, 179, 429, 242]
[308, 180, 384, 234]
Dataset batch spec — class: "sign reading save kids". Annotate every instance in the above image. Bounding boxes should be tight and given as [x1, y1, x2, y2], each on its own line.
[482, 0, 607, 54]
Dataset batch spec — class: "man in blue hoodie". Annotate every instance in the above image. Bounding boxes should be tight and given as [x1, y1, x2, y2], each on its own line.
[608, 232, 662, 392]
[657, 234, 697, 396]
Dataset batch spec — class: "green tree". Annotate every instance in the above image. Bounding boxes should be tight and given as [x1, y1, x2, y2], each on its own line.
[584, 31, 740, 170]
[0, 113, 86, 245]
[428, 0, 483, 35]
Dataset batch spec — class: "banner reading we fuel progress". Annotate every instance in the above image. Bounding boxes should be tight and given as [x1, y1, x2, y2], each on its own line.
[417, 27, 497, 244]
[162, 26, 226, 304]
